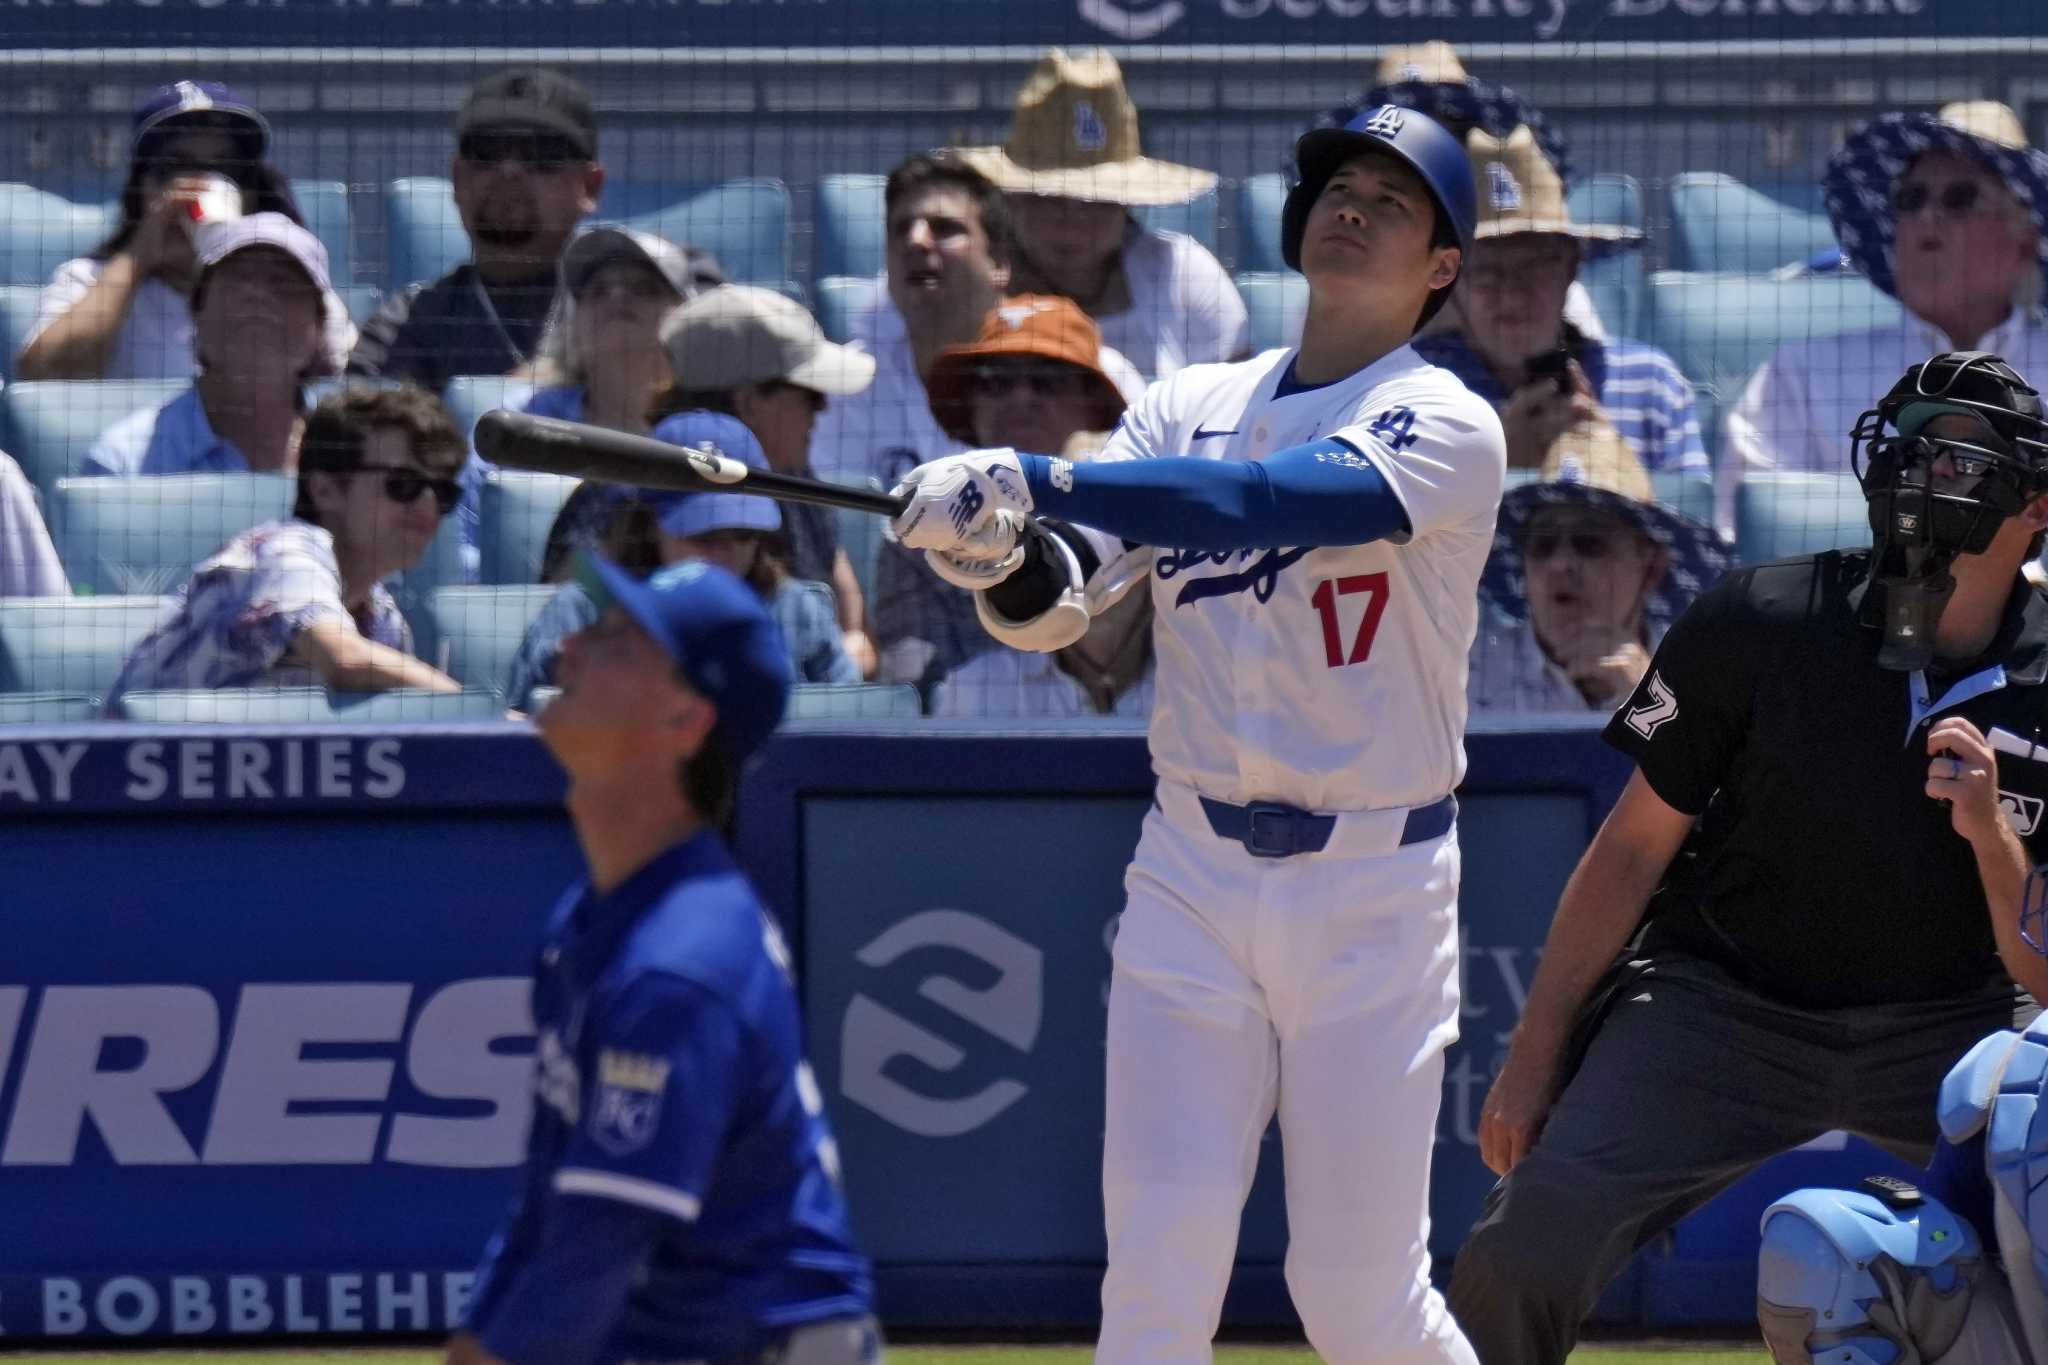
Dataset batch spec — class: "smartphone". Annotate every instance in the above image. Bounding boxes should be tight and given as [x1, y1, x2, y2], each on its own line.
[1524, 346, 1574, 396]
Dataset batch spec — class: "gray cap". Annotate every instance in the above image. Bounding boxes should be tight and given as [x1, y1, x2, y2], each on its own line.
[195, 211, 332, 294]
[561, 224, 725, 302]
[661, 284, 876, 396]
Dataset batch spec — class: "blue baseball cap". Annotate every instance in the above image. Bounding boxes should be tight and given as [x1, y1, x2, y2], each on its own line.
[658, 491, 781, 540]
[577, 554, 792, 768]
[132, 80, 269, 162]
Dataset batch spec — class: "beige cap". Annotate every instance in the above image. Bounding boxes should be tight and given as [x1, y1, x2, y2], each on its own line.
[1468, 126, 1643, 250]
[952, 48, 1216, 207]
[660, 285, 876, 396]
[1375, 42, 1470, 87]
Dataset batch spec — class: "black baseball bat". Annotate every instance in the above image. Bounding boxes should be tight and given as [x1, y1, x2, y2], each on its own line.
[472, 409, 908, 518]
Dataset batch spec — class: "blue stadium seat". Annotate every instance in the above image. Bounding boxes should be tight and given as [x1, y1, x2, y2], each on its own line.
[384, 178, 792, 289]
[1235, 174, 1290, 275]
[426, 584, 561, 695]
[341, 283, 382, 326]
[1569, 173, 1647, 339]
[1235, 272, 1305, 354]
[832, 489, 886, 614]
[0, 595, 172, 696]
[0, 283, 41, 382]
[0, 183, 112, 287]
[1649, 470, 1717, 528]
[443, 376, 537, 446]
[477, 470, 578, 586]
[815, 174, 887, 281]
[0, 691, 98, 723]
[1667, 171, 1840, 275]
[287, 179, 354, 287]
[51, 473, 294, 597]
[1733, 473, 1870, 564]
[112, 686, 506, 724]
[814, 275, 881, 344]
[1, 379, 186, 504]
[1645, 270, 1901, 451]
[390, 511, 474, 661]
[784, 682, 923, 720]
[1134, 190, 1222, 255]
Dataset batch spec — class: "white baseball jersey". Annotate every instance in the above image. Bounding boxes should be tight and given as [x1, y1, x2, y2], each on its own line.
[1098, 344, 1506, 813]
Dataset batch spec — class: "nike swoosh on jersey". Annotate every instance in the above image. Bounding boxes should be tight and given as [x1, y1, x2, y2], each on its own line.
[1191, 426, 1239, 440]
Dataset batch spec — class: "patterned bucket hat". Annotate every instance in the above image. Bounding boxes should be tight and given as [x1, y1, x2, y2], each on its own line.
[1481, 419, 1731, 635]
[1824, 101, 2048, 300]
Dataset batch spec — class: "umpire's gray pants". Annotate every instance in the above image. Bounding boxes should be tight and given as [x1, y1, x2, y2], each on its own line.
[1444, 951, 2029, 1365]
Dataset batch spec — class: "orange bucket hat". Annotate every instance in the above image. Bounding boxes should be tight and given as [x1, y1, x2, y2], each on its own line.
[925, 295, 1129, 444]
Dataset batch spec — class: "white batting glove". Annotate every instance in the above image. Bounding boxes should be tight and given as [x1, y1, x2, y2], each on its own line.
[888, 449, 1032, 556]
[923, 518, 1029, 590]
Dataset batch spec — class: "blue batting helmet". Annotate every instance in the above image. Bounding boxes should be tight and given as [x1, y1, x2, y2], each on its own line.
[1281, 103, 1476, 328]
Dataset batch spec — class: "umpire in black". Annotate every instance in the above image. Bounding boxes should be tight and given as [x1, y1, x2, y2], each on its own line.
[1447, 351, 2048, 1365]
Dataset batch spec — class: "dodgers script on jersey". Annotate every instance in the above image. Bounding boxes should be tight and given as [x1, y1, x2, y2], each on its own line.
[1100, 345, 1507, 811]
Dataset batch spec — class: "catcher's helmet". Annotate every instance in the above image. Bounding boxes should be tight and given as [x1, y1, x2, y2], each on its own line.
[1852, 351, 2048, 559]
[1281, 103, 1476, 329]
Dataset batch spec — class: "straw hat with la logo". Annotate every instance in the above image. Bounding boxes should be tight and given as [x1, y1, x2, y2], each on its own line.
[1465, 125, 1642, 260]
[954, 48, 1216, 207]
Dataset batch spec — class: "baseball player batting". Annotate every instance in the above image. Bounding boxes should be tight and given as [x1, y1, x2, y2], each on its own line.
[889, 105, 1503, 1364]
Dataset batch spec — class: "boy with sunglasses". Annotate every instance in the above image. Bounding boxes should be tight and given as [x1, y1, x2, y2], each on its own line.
[349, 68, 604, 393]
[104, 384, 467, 712]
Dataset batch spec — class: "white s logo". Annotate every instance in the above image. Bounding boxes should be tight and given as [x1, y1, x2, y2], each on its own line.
[1624, 671, 1679, 739]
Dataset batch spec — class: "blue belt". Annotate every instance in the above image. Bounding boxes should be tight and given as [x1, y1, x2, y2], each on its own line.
[1196, 793, 1457, 859]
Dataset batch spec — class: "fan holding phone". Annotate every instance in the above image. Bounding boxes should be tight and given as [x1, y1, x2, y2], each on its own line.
[1414, 126, 1709, 477]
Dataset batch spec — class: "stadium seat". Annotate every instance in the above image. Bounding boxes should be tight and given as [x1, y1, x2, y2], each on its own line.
[1135, 190, 1222, 255]
[444, 376, 537, 446]
[0, 283, 40, 381]
[425, 584, 561, 695]
[1235, 272, 1306, 354]
[0, 379, 186, 504]
[1569, 173, 1647, 339]
[51, 473, 293, 597]
[1645, 270, 1901, 447]
[341, 283, 383, 326]
[1667, 171, 1840, 275]
[477, 470, 579, 586]
[1649, 470, 1717, 528]
[785, 682, 923, 720]
[1235, 173, 1290, 275]
[814, 275, 881, 344]
[285, 179, 354, 287]
[815, 174, 888, 281]
[0, 595, 171, 696]
[832, 491, 886, 613]
[1733, 472, 1870, 563]
[0, 183, 112, 287]
[383, 178, 793, 289]
[0, 691, 98, 723]
[112, 686, 506, 724]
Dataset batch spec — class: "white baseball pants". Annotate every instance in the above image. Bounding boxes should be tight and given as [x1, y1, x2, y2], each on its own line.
[1095, 782, 1477, 1365]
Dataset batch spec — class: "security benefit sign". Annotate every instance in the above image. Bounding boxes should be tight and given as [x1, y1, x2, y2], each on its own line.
[0, 735, 583, 1340]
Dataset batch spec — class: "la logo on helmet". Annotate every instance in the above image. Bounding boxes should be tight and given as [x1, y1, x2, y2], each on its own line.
[1363, 106, 1406, 138]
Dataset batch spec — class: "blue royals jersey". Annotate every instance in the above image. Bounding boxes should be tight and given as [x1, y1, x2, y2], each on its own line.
[467, 832, 872, 1362]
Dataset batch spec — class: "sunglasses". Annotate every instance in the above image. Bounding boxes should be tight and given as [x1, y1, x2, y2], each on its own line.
[1523, 529, 1622, 562]
[756, 380, 827, 413]
[458, 131, 585, 174]
[356, 463, 462, 517]
[1891, 180, 1990, 218]
[971, 365, 1087, 399]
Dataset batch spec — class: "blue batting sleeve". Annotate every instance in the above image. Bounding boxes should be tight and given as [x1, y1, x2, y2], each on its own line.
[1016, 440, 1410, 551]
[472, 1196, 668, 1365]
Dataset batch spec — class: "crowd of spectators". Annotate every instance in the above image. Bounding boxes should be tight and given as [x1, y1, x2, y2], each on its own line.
[3, 41, 2044, 724]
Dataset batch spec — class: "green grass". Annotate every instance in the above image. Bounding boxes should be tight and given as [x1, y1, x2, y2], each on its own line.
[0, 1346, 1766, 1363]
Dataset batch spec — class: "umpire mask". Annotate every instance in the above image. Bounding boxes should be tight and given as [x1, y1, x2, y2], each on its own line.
[1851, 351, 2048, 670]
